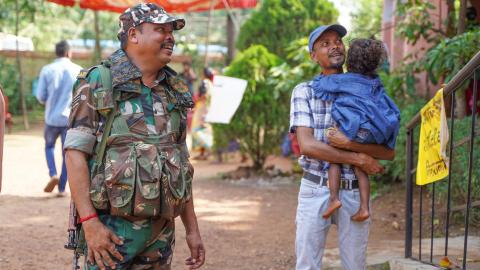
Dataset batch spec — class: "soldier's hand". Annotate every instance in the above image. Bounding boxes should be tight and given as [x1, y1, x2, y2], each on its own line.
[357, 153, 384, 175]
[185, 232, 205, 269]
[83, 218, 124, 270]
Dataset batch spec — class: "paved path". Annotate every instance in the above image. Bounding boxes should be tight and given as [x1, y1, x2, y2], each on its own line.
[1, 126, 413, 269]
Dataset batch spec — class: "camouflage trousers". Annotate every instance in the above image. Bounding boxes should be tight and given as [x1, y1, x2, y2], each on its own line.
[85, 215, 175, 270]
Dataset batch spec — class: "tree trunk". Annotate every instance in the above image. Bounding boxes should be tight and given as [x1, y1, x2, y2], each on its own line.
[203, 0, 214, 67]
[15, 0, 29, 130]
[455, 0, 468, 119]
[457, 0, 467, 34]
[226, 13, 236, 65]
[93, 11, 102, 64]
[445, 0, 456, 38]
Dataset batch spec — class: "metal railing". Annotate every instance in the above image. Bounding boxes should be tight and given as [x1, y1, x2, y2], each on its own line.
[405, 51, 480, 269]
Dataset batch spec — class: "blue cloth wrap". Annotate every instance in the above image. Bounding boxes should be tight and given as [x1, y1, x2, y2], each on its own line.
[311, 73, 400, 149]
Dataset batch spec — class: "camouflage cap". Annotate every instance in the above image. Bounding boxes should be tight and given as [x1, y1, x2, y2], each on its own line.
[117, 3, 185, 40]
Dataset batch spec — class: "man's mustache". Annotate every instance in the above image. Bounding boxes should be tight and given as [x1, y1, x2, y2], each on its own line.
[328, 49, 344, 58]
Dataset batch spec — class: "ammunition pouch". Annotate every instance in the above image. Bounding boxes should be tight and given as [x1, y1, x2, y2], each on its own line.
[90, 134, 193, 219]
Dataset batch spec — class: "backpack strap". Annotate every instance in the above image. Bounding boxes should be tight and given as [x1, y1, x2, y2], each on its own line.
[92, 63, 118, 167]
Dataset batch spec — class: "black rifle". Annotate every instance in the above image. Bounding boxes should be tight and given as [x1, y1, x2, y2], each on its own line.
[65, 201, 81, 270]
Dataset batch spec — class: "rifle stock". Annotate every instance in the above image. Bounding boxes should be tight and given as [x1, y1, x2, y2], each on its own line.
[65, 200, 81, 270]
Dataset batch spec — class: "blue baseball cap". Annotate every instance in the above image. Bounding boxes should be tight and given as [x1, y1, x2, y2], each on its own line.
[308, 24, 347, 52]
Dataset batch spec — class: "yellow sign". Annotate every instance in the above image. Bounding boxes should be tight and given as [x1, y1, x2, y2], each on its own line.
[416, 89, 449, 185]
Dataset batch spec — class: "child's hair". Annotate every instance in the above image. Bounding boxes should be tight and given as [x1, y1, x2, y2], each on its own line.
[346, 38, 386, 76]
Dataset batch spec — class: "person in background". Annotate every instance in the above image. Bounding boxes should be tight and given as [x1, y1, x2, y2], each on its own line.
[191, 67, 214, 160]
[180, 60, 197, 95]
[36, 40, 82, 195]
[180, 61, 197, 131]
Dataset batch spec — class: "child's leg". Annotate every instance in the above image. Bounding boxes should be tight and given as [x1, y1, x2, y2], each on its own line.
[351, 167, 370, 222]
[322, 163, 342, 219]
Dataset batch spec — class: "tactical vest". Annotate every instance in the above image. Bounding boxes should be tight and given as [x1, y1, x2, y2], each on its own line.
[84, 62, 194, 219]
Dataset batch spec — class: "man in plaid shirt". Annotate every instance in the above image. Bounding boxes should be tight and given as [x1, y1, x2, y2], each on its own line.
[290, 24, 394, 270]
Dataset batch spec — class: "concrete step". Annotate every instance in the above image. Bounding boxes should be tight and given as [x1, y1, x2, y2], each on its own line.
[389, 258, 440, 270]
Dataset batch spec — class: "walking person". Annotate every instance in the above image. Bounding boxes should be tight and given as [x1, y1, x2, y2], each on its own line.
[36, 40, 81, 195]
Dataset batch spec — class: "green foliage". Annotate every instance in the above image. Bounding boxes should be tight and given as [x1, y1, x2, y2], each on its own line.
[378, 26, 479, 221]
[436, 116, 480, 225]
[0, 58, 20, 113]
[212, 45, 283, 170]
[236, 0, 338, 58]
[0, 1, 119, 117]
[423, 28, 480, 84]
[380, 28, 480, 110]
[395, 0, 443, 45]
[348, 0, 384, 39]
[268, 38, 320, 93]
[0, 1, 118, 51]
[0, 58, 40, 114]
[0, 0, 39, 32]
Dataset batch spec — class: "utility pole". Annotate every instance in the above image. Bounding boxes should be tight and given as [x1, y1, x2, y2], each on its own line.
[226, 12, 236, 65]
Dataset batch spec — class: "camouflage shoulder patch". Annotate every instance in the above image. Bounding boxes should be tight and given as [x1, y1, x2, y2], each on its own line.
[165, 77, 194, 110]
[77, 69, 89, 79]
[167, 76, 189, 94]
[77, 66, 98, 80]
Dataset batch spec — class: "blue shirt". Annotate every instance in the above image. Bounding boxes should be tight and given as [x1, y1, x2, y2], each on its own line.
[311, 73, 400, 149]
[36, 58, 82, 127]
[289, 80, 357, 181]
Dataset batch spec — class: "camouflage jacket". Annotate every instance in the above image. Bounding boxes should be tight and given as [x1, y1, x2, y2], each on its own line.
[64, 49, 194, 217]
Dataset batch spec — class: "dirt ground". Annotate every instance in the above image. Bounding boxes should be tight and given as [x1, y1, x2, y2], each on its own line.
[0, 125, 407, 270]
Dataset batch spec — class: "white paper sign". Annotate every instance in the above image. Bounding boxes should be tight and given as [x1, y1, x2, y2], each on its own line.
[205, 75, 247, 124]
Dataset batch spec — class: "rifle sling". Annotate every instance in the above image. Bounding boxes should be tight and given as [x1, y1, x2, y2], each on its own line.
[94, 64, 117, 165]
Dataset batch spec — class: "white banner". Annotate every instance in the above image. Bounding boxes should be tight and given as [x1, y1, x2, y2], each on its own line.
[205, 75, 247, 124]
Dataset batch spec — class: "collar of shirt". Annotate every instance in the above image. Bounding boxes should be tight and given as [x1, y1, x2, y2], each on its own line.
[108, 49, 177, 93]
[54, 57, 72, 63]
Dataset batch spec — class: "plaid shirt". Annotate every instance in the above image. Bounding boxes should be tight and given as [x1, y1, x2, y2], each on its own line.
[289, 80, 356, 180]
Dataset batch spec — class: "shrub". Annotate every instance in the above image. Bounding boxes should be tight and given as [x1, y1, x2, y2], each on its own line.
[212, 45, 283, 170]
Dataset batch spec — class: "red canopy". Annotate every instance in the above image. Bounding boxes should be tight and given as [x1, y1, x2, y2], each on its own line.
[47, 0, 257, 13]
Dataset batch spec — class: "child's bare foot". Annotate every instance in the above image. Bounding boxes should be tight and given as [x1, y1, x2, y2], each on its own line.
[351, 208, 370, 222]
[322, 199, 342, 219]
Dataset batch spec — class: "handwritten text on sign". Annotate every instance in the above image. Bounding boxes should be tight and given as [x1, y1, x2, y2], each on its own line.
[416, 89, 449, 185]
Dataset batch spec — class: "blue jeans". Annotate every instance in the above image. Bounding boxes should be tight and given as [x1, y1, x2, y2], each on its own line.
[295, 178, 370, 270]
[44, 125, 68, 192]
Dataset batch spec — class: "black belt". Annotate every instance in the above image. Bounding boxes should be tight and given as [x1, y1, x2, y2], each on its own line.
[303, 172, 359, 190]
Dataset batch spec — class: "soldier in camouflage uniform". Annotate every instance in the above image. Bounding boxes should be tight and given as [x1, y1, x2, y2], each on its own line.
[64, 3, 205, 270]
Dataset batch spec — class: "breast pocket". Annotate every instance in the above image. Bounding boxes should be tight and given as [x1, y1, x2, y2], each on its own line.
[120, 98, 148, 136]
